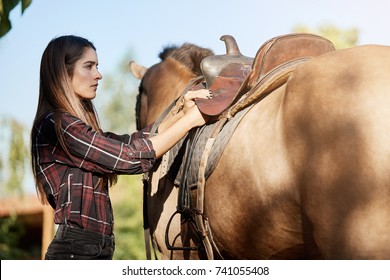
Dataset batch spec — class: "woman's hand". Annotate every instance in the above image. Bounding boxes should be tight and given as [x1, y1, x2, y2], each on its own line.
[160, 89, 211, 132]
[150, 89, 212, 158]
[182, 89, 211, 113]
[182, 89, 211, 127]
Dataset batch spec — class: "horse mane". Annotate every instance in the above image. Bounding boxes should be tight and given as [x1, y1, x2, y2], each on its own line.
[159, 43, 214, 76]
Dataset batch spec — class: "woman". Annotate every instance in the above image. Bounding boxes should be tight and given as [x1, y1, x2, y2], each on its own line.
[30, 35, 210, 259]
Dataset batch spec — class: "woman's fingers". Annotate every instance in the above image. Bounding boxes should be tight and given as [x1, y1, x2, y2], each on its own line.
[183, 89, 212, 111]
[185, 89, 212, 101]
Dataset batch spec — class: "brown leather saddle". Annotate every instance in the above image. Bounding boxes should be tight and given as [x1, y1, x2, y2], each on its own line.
[195, 33, 336, 116]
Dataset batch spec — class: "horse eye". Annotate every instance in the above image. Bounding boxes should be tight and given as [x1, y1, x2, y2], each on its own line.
[138, 84, 145, 95]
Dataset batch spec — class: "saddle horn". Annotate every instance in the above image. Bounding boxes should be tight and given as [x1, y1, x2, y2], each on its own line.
[220, 35, 241, 55]
[200, 35, 254, 87]
[195, 35, 254, 115]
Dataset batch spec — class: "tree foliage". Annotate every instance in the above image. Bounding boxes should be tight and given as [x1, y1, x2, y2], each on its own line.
[111, 175, 146, 260]
[0, 0, 32, 37]
[0, 214, 28, 259]
[0, 118, 27, 197]
[6, 119, 27, 195]
[293, 23, 359, 49]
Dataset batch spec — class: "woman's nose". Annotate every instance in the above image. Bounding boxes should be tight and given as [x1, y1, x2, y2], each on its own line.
[95, 69, 103, 80]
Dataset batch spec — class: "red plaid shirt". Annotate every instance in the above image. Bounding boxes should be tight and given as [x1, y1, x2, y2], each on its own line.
[32, 112, 156, 235]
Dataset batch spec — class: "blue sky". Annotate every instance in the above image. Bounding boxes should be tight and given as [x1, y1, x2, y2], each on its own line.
[1, 0, 390, 128]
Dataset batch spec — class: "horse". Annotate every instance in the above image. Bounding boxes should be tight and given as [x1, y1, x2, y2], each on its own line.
[129, 34, 390, 260]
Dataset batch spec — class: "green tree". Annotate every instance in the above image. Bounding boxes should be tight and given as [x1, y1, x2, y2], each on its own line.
[0, 214, 29, 259]
[0, 118, 28, 196]
[293, 23, 359, 49]
[6, 119, 27, 195]
[111, 175, 146, 260]
[0, 118, 31, 259]
[0, 0, 32, 37]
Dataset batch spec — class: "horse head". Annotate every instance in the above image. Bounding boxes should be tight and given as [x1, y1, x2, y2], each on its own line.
[129, 44, 214, 130]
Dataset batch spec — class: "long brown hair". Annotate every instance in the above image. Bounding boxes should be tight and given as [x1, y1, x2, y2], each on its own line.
[31, 35, 117, 204]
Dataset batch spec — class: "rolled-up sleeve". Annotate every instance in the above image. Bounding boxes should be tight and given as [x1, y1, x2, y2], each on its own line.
[125, 137, 156, 172]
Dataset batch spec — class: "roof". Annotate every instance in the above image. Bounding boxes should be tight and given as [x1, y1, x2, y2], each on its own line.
[0, 194, 45, 217]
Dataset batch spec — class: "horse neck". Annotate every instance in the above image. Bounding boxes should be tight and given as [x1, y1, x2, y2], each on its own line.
[146, 58, 198, 124]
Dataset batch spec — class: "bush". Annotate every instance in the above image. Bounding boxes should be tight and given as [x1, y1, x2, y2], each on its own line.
[111, 174, 146, 260]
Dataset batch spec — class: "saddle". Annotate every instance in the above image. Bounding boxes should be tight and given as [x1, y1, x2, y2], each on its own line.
[195, 33, 336, 116]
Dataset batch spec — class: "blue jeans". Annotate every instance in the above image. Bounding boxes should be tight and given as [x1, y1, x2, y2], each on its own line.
[45, 225, 115, 260]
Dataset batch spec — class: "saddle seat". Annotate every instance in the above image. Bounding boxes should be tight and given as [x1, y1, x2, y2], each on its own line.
[195, 33, 336, 116]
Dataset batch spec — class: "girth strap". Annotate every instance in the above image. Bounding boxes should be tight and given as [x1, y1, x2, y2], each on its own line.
[195, 117, 228, 259]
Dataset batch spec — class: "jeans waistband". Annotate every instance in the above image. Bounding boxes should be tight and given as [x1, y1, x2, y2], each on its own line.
[55, 225, 115, 247]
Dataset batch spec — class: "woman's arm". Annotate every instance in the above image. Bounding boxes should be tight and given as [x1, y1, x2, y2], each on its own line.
[150, 89, 210, 158]
[52, 89, 209, 173]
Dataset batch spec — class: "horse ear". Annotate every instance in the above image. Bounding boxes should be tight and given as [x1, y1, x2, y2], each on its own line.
[129, 61, 148, 79]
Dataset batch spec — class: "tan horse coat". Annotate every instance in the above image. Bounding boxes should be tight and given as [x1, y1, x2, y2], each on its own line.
[130, 44, 390, 259]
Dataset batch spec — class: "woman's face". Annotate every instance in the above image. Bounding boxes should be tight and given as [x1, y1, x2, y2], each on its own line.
[71, 47, 102, 100]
